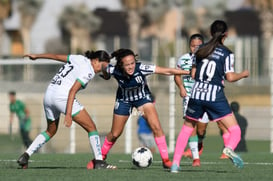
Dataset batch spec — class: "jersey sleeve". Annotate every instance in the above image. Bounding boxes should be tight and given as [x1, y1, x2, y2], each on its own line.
[139, 63, 156, 75]
[224, 53, 235, 73]
[70, 55, 95, 87]
[176, 57, 183, 69]
[106, 64, 115, 75]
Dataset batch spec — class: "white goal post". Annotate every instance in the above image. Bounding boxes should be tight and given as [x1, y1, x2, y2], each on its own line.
[270, 39, 273, 153]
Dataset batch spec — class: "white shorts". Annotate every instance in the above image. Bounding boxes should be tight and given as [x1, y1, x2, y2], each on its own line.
[43, 89, 84, 121]
[183, 96, 209, 123]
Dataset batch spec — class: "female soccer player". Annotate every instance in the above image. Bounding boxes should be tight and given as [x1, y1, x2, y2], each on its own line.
[171, 20, 249, 173]
[174, 33, 208, 167]
[87, 48, 189, 169]
[17, 50, 116, 169]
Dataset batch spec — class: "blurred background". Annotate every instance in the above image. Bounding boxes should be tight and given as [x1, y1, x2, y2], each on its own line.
[0, 0, 272, 154]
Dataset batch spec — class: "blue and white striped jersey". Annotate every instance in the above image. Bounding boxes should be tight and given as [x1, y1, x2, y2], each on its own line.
[107, 62, 155, 102]
[191, 45, 234, 102]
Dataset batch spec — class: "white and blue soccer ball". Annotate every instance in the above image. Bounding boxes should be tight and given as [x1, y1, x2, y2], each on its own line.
[132, 147, 153, 168]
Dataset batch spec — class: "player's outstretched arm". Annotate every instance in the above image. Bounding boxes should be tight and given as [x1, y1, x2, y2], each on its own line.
[155, 66, 190, 76]
[23, 54, 68, 63]
[225, 70, 249, 82]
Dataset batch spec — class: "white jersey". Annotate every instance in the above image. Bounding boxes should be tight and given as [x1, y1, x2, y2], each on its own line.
[44, 55, 95, 120]
[47, 55, 95, 96]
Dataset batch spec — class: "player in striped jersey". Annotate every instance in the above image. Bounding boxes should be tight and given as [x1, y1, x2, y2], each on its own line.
[87, 48, 189, 169]
[171, 20, 249, 173]
[175, 34, 208, 167]
[18, 50, 116, 169]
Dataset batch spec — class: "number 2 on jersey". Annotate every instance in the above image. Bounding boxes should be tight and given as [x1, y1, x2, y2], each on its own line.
[199, 59, 216, 82]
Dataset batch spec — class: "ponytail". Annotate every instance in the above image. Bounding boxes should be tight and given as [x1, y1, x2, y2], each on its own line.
[195, 20, 228, 60]
[85, 50, 111, 62]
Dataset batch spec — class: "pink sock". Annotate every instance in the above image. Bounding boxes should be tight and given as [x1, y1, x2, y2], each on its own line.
[222, 132, 230, 147]
[226, 125, 241, 150]
[172, 125, 194, 166]
[101, 137, 115, 157]
[154, 135, 169, 160]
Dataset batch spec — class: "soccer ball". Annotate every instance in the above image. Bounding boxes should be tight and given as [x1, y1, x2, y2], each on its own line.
[132, 147, 153, 168]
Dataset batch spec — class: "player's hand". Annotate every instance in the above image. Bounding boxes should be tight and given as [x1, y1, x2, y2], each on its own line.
[64, 114, 73, 127]
[23, 54, 37, 60]
[242, 70, 249, 78]
[180, 87, 187, 98]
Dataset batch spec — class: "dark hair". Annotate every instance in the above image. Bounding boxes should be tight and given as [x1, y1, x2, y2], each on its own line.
[195, 20, 228, 59]
[85, 50, 111, 63]
[231, 101, 240, 112]
[189, 33, 204, 45]
[111, 48, 137, 72]
[9, 91, 16, 96]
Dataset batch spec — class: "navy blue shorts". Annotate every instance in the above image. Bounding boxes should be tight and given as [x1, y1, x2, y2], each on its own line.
[185, 98, 232, 122]
[114, 98, 152, 116]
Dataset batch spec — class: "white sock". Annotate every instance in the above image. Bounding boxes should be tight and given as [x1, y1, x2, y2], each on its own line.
[88, 131, 103, 160]
[26, 132, 50, 156]
[189, 141, 199, 159]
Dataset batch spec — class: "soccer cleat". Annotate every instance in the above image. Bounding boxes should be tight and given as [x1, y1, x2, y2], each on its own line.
[219, 153, 229, 159]
[170, 164, 181, 173]
[17, 152, 29, 169]
[93, 160, 117, 169]
[183, 148, 192, 158]
[192, 159, 201, 167]
[87, 155, 108, 170]
[162, 158, 172, 169]
[86, 159, 95, 170]
[223, 147, 244, 169]
[183, 144, 204, 158]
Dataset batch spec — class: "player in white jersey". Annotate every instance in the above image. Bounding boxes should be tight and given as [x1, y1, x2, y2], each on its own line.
[171, 20, 249, 173]
[175, 34, 208, 167]
[17, 50, 116, 170]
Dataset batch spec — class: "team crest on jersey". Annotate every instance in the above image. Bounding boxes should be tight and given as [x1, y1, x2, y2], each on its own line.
[140, 64, 153, 71]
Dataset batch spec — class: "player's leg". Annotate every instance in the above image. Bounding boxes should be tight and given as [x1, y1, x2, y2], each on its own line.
[73, 108, 117, 169]
[208, 100, 243, 168]
[17, 119, 59, 168]
[73, 108, 102, 160]
[220, 115, 244, 168]
[171, 118, 196, 172]
[217, 121, 230, 159]
[183, 128, 197, 158]
[101, 114, 128, 158]
[101, 100, 131, 159]
[171, 98, 201, 173]
[140, 103, 171, 168]
[196, 121, 208, 154]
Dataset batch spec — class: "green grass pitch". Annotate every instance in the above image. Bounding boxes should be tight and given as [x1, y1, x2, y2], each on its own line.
[0, 134, 272, 181]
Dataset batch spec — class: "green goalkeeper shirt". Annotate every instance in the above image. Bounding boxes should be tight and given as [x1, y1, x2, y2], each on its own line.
[9, 100, 31, 131]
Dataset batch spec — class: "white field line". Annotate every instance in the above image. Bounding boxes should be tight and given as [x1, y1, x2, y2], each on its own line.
[1, 159, 272, 166]
[118, 159, 273, 165]
[0, 159, 50, 163]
